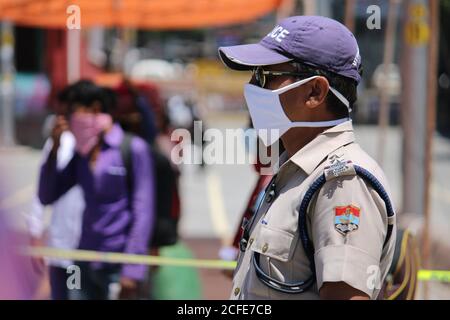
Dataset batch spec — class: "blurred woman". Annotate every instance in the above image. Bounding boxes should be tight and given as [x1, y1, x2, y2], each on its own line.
[27, 82, 85, 300]
[38, 80, 155, 300]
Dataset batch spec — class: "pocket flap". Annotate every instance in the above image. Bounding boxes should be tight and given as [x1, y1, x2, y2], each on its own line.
[251, 225, 296, 262]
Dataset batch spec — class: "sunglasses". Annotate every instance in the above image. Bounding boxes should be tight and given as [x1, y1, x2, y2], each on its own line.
[251, 66, 314, 88]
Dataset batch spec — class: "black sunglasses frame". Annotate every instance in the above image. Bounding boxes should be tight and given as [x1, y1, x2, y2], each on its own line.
[252, 66, 316, 88]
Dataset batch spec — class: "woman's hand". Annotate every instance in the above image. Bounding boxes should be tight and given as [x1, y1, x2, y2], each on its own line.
[50, 116, 69, 156]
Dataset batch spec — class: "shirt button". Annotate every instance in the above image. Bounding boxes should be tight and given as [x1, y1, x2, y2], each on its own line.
[239, 238, 248, 252]
[249, 238, 254, 246]
[234, 287, 240, 296]
[262, 243, 269, 253]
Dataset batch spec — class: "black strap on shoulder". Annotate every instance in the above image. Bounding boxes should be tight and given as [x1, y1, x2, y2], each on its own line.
[120, 133, 134, 195]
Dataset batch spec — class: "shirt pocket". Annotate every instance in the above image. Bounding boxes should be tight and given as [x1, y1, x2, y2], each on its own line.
[251, 224, 297, 262]
[96, 167, 127, 201]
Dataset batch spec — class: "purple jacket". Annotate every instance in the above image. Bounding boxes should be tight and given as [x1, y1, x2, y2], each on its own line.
[38, 124, 155, 280]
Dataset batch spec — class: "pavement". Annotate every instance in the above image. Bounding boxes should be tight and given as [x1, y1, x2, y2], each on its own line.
[1, 115, 449, 299]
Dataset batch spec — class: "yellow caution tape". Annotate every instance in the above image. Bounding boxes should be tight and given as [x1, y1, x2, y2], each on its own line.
[21, 246, 237, 270]
[20, 247, 450, 283]
[417, 270, 450, 283]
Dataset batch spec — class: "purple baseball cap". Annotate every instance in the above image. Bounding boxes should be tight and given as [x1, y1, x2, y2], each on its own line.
[219, 16, 362, 84]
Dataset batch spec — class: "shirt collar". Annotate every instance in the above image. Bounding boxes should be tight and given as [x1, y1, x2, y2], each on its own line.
[281, 120, 355, 175]
[102, 123, 124, 148]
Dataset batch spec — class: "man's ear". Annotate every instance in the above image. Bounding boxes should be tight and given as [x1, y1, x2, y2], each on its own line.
[305, 76, 329, 109]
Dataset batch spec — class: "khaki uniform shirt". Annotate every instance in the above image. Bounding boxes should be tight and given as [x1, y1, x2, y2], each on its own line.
[231, 121, 396, 300]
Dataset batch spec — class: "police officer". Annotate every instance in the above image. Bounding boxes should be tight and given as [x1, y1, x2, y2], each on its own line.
[218, 16, 396, 300]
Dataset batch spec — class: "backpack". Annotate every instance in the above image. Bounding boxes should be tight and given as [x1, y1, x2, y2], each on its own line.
[120, 133, 180, 248]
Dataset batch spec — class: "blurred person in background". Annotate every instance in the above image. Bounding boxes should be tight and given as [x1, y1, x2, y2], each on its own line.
[0, 213, 40, 299]
[113, 81, 182, 299]
[113, 79, 159, 145]
[151, 101, 181, 251]
[27, 83, 85, 300]
[112, 81, 181, 252]
[38, 80, 155, 300]
[166, 94, 207, 169]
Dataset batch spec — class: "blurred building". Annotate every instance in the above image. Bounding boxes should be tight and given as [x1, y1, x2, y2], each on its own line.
[13, 27, 102, 147]
[8, 0, 450, 148]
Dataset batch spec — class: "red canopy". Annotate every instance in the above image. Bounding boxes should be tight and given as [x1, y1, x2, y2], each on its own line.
[0, 0, 283, 29]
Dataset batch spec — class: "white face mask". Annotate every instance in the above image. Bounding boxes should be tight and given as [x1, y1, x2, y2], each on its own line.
[244, 76, 352, 146]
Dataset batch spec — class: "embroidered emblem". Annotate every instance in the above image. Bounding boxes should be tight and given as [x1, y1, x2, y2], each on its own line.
[334, 205, 360, 235]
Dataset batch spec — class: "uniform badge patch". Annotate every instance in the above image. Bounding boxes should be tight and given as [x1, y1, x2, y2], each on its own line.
[334, 205, 360, 235]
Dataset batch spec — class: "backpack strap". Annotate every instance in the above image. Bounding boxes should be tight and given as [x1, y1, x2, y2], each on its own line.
[120, 133, 134, 196]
